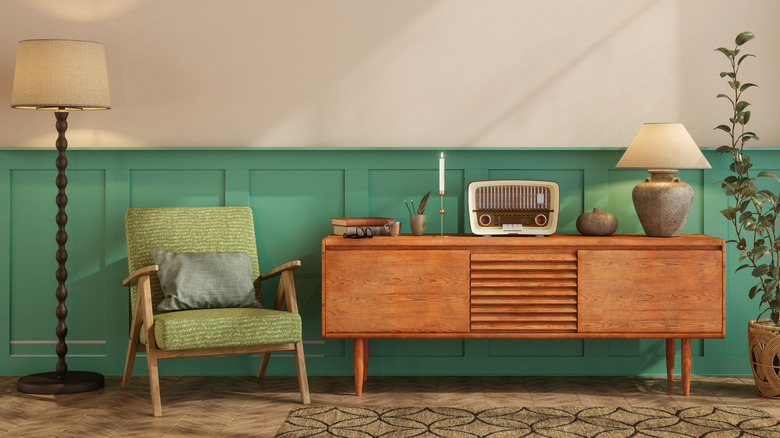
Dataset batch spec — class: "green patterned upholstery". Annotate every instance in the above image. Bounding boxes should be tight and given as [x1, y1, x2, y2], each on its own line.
[125, 207, 302, 350]
[139, 308, 301, 350]
[125, 207, 263, 310]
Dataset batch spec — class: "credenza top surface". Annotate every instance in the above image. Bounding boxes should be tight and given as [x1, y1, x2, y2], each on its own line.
[322, 233, 724, 250]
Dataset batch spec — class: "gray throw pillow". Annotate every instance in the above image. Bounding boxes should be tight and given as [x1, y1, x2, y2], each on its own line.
[151, 248, 261, 312]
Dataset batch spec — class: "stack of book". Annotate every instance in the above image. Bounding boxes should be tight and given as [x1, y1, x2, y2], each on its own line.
[332, 217, 394, 236]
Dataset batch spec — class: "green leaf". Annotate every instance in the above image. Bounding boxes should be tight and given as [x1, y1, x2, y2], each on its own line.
[743, 111, 751, 125]
[738, 132, 758, 143]
[715, 47, 734, 58]
[750, 245, 771, 260]
[738, 54, 756, 65]
[754, 264, 771, 277]
[721, 207, 737, 220]
[716, 93, 735, 104]
[740, 83, 758, 92]
[758, 171, 780, 184]
[736, 31, 755, 46]
[729, 81, 740, 90]
[716, 145, 735, 154]
[736, 263, 752, 272]
[753, 193, 769, 207]
[749, 285, 759, 299]
[715, 124, 732, 134]
[720, 71, 736, 78]
[736, 101, 751, 111]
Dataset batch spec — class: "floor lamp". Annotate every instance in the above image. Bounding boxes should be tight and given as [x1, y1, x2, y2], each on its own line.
[11, 39, 111, 394]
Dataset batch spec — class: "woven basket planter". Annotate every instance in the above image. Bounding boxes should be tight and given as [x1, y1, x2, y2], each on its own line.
[749, 319, 780, 398]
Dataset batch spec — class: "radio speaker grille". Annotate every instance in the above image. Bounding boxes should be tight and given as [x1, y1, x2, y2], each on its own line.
[475, 185, 551, 211]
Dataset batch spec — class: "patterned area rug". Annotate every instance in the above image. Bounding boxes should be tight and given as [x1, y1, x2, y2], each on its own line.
[275, 406, 780, 437]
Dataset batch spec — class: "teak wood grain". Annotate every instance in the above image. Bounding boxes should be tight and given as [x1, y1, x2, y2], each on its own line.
[578, 249, 724, 335]
[321, 233, 725, 396]
[324, 249, 469, 334]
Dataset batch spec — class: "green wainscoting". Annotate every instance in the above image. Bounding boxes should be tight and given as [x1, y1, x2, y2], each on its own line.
[0, 147, 771, 377]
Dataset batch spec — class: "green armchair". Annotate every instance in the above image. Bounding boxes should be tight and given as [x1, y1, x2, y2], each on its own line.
[121, 207, 310, 416]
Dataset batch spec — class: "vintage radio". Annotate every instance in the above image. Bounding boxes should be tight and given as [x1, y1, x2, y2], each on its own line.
[468, 180, 559, 236]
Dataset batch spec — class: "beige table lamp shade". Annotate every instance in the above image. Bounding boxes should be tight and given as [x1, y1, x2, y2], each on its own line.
[616, 123, 710, 169]
[11, 39, 110, 111]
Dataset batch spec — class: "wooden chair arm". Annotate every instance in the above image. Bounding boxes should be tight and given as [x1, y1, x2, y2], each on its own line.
[255, 260, 303, 314]
[122, 265, 159, 287]
[258, 260, 301, 281]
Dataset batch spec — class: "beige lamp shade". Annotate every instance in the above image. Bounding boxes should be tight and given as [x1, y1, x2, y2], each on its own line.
[615, 123, 710, 169]
[11, 39, 111, 111]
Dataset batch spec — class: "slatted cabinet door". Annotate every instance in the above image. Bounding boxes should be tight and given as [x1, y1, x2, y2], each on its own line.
[470, 251, 578, 333]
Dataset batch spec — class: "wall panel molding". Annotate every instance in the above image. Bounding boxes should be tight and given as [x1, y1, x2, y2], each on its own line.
[0, 147, 769, 376]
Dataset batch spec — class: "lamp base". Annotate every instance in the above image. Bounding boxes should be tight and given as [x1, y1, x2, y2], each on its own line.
[632, 169, 693, 237]
[17, 371, 104, 394]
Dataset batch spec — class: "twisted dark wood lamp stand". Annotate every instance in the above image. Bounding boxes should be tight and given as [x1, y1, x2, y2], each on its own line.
[17, 111, 105, 394]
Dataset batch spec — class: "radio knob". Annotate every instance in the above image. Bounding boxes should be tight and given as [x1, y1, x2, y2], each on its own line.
[479, 214, 492, 226]
[534, 214, 548, 226]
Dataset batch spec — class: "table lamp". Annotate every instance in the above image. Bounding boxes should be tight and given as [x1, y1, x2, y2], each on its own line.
[11, 39, 110, 393]
[615, 123, 710, 237]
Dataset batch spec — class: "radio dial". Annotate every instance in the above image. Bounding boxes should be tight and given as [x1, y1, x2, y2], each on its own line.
[479, 214, 492, 226]
[534, 214, 548, 226]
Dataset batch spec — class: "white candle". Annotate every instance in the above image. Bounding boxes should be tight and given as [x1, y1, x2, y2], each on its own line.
[439, 152, 445, 194]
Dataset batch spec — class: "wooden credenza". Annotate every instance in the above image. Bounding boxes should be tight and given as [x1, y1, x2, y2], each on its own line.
[321, 233, 725, 396]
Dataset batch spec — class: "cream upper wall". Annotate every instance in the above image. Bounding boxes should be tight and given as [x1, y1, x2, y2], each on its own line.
[0, 0, 778, 148]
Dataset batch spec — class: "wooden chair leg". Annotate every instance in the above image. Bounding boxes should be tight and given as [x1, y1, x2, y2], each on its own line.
[257, 352, 271, 378]
[138, 275, 162, 417]
[146, 343, 162, 417]
[122, 339, 138, 389]
[123, 297, 144, 388]
[294, 341, 311, 404]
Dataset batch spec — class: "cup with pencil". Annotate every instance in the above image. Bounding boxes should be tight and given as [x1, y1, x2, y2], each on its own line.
[404, 192, 429, 236]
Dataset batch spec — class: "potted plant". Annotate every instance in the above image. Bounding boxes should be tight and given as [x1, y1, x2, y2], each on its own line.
[715, 31, 780, 397]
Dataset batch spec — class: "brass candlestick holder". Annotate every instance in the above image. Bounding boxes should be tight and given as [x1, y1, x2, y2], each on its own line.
[439, 190, 444, 237]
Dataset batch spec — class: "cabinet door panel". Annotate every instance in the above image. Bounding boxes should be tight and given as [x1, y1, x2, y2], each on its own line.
[324, 249, 469, 334]
[578, 250, 723, 335]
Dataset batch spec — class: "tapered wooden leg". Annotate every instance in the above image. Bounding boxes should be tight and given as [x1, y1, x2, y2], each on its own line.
[354, 338, 365, 396]
[681, 338, 691, 396]
[257, 352, 271, 378]
[122, 339, 138, 389]
[665, 339, 675, 382]
[363, 339, 369, 382]
[138, 276, 162, 417]
[123, 286, 145, 388]
[294, 342, 311, 404]
[145, 342, 162, 417]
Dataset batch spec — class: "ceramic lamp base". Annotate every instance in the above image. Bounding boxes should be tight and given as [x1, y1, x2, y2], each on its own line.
[632, 169, 693, 237]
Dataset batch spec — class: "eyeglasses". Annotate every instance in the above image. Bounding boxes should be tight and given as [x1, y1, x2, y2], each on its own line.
[343, 227, 373, 239]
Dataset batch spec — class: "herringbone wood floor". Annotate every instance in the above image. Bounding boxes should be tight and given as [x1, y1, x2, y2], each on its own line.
[0, 375, 777, 437]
